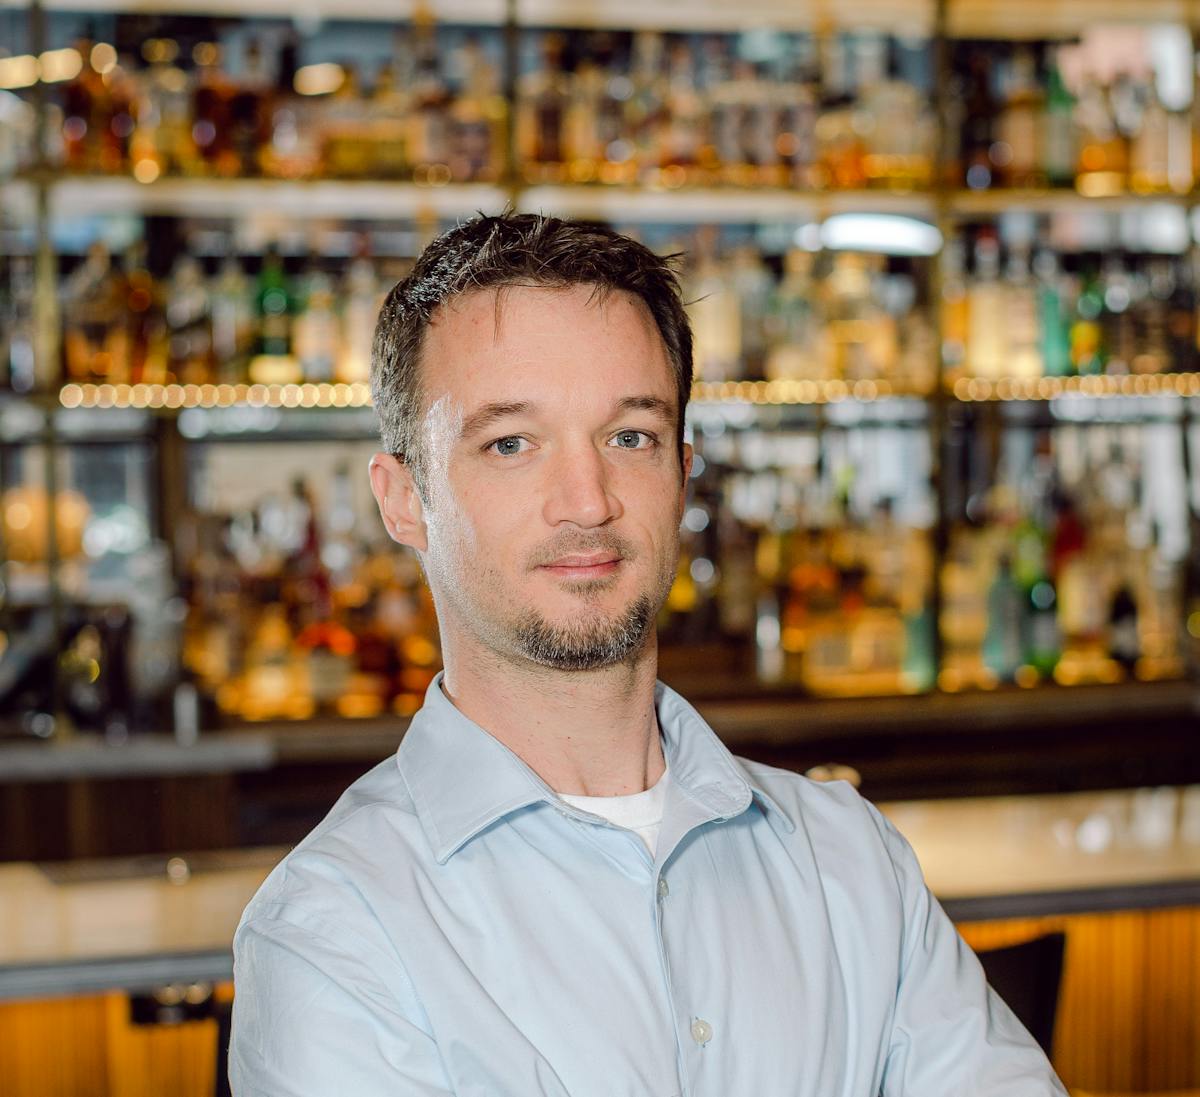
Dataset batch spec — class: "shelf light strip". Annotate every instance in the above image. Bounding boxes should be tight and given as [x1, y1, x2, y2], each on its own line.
[691, 379, 898, 404]
[951, 374, 1200, 402]
[55, 374, 1200, 410]
[59, 382, 374, 409]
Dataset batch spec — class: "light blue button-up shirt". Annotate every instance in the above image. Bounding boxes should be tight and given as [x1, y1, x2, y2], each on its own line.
[230, 673, 1067, 1096]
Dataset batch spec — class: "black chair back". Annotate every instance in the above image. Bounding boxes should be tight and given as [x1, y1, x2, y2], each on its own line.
[976, 931, 1066, 1057]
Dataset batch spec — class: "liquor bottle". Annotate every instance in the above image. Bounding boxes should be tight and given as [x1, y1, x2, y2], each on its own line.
[661, 40, 707, 178]
[131, 38, 195, 179]
[408, 15, 452, 178]
[322, 64, 370, 179]
[564, 57, 607, 177]
[211, 254, 253, 381]
[996, 46, 1043, 187]
[103, 53, 138, 175]
[708, 43, 746, 181]
[826, 252, 896, 381]
[191, 41, 234, 175]
[61, 31, 112, 173]
[1013, 504, 1061, 679]
[1034, 246, 1072, 376]
[449, 37, 504, 182]
[815, 79, 866, 190]
[293, 264, 338, 382]
[960, 49, 996, 188]
[1164, 253, 1195, 372]
[1005, 243, 1042, 379]
[731, 245, 773, 380]
[1100, 253, 1138, 374]
[124, 241, 167, 384]
[765, 248, 822, 381]
[162, 255, 211, 384]
[228, 37, 269, 176]
[1041, 50, 1077, 188]
[61, 241, 128, 382]
[5, 254, 35, 392]
[1070, 269, 1106, 375]
[965, 230, 1007, 378]
[338, 241, 380, 383]
[982, 553, 1024, 684]
[860, 36, 933, 189]
[249, 245, 299, 383]
[940, 236, 969, 381]
[1075, 75, 1126, 191]
[736, 60, 781, 186]
[686, 232, 742, 381]
[518, 32, 570, 177]
[1131, 74, 1171, 194]
[264, 29, 319, 180]
[777, 47, 820, 189]
[625, 31, 667, 180]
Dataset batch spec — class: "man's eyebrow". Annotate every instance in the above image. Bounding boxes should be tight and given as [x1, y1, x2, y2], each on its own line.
[614, 395, 676, 422]
[459, 401, 534, 440]
[458, 395, 676, 442]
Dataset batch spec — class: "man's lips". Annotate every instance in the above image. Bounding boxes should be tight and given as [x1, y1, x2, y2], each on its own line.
[539, 554, 623, 577]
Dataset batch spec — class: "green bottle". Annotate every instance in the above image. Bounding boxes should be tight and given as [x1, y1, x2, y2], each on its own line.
[1035, 249, 1072, 376]
[983, 553, 1024, 683]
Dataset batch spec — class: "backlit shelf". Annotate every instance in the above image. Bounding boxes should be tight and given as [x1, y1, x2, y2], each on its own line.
[32, 177, 509, 221]
[521, 184, 935, 223]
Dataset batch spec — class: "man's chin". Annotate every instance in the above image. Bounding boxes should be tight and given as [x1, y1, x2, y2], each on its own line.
[510, 595, 655, 672]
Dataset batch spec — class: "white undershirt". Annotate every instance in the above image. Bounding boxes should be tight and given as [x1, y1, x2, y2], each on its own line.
[559, 765, 669, 857]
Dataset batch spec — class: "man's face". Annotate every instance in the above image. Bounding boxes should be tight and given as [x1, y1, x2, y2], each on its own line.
[399, 282, 691, 673]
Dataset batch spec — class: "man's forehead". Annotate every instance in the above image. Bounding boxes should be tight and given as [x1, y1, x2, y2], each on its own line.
[426, 282, 660, 340]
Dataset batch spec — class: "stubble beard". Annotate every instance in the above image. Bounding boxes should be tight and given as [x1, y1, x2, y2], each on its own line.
[511, 591, 656, 671]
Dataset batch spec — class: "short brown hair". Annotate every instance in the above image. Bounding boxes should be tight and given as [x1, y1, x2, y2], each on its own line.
[370, 212, 693, 499]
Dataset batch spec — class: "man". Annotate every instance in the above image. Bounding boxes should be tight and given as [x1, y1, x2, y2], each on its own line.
[230, 212, 1067, 1096]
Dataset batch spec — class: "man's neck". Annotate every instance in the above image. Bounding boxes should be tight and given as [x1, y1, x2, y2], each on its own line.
[439, 639, 666, 798]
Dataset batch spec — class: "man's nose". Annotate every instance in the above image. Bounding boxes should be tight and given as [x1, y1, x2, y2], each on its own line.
[541, 442, 622, 528]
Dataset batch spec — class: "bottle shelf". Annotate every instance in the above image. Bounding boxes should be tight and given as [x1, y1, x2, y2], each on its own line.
[515, 0, 934, 33]
[9, 177, 1198, 227]
[946, 188, 1198, 216]
[947, 0, 1194, 40]
[25, 0, 508, 25]
[18, 0, 934, 32]
[520, 185, 936, 223]
[3, 177, 509, 222]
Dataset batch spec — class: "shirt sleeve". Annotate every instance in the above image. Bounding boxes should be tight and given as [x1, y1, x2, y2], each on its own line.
[229, 910, 453, 1097]
[870, 807, 1070, 1097]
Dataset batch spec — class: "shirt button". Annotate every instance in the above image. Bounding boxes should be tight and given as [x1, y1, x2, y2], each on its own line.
[690, 1018, 713, 1045]
[657, 877, 669, 899]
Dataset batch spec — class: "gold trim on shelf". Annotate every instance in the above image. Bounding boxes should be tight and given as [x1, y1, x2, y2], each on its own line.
[949, 373, 1200, 402]
[690, 379, 911, 404]
[58, 382, 374, 410]
[55, 373, 1200, 411]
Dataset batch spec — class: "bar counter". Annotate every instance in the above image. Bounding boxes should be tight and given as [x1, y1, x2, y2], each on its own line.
[2, 784, 1197, 1001]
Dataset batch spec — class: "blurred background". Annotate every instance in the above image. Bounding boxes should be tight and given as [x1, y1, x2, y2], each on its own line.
[0, 0, 1198, 1094]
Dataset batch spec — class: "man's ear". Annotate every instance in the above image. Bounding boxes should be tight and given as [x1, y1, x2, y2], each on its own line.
[679, 441, 694, 502]
[368, 453, 428, 553]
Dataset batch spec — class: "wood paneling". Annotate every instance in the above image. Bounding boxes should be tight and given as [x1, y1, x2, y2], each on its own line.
[0, 991, 217, 1097]
[960, 906, 1200, 1093]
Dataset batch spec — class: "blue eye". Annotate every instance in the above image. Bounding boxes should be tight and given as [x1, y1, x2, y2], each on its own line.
[611, 430, 654, 449]
[487, 436, 530, 457]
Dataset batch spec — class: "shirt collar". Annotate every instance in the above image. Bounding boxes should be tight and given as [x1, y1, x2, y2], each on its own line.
[397, 671, 794, 865]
